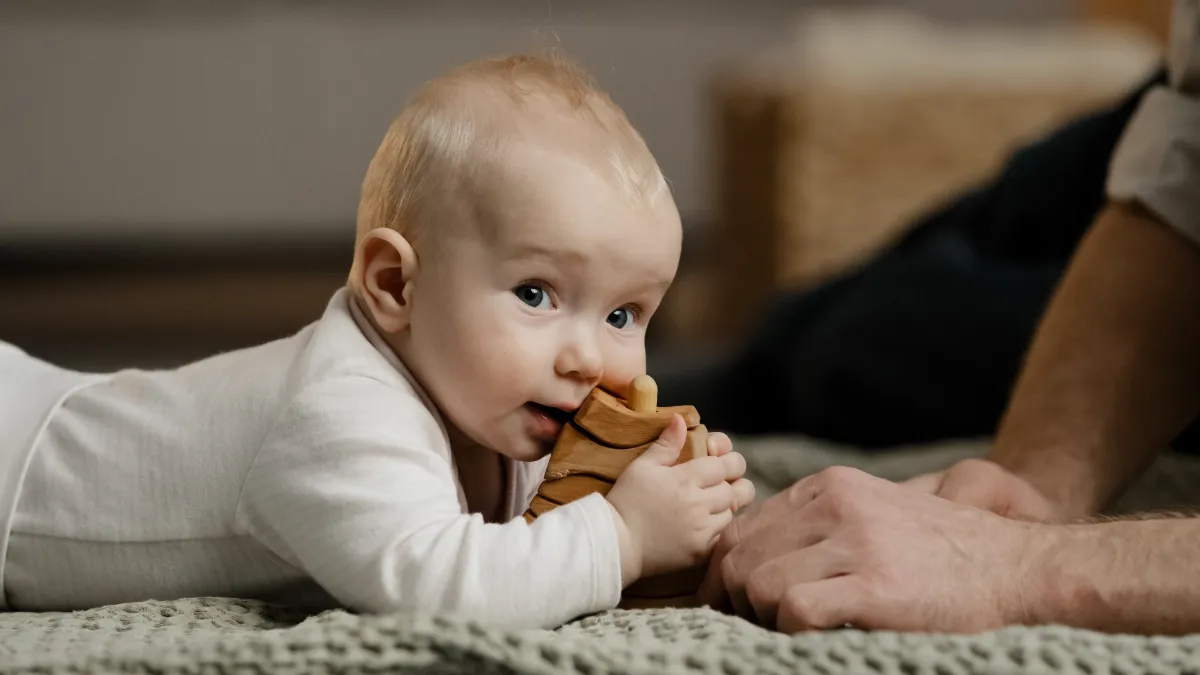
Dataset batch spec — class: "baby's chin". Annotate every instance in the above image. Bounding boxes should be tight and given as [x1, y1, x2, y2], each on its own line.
[448, 414, 558, 463]
[494, 436, 556, 463]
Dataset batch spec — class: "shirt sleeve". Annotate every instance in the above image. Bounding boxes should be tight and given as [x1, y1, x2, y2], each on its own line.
[237, 375, 622, 629]
[1107, 0, 1200, 245]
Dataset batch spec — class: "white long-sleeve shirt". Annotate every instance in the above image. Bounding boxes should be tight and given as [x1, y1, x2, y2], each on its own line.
[1107, 0, 1200, 242]
[0, 288, 622, 628]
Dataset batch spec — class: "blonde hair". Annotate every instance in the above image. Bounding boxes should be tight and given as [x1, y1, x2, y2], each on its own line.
[353, 50, 668, 255]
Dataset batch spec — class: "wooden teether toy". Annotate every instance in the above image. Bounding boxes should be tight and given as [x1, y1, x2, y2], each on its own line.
[523, 374, 710, 609]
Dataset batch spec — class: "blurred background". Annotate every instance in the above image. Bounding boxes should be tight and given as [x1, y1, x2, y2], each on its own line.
[0, 0, 1169, 375]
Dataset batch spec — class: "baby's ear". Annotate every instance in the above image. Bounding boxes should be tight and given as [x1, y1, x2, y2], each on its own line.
[355, 228, 419, 333]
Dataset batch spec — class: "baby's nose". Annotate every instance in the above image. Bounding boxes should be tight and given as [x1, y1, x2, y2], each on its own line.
[554, 334, 603, 382]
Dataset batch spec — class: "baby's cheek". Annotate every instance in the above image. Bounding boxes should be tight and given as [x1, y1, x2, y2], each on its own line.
[476, 331, 547, 388]
[599, 347, 647, 395]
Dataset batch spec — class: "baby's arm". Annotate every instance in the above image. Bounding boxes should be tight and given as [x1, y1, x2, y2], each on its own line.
[240, 377, 621, 629]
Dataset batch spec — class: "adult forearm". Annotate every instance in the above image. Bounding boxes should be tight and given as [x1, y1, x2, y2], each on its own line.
[989, 201, 1200, 518]
[1029, 515, 1200, 635]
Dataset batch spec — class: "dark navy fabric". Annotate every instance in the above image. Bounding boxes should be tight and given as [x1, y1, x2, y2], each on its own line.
[659, 68, 1200, 452]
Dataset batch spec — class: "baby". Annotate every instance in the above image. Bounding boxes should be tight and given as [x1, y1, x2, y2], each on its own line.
[0, 52, 754, 629]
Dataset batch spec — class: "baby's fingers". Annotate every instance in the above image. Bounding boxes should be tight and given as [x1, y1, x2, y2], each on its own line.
[682, 450, 748, 487]
[731, 478, 756, 510]
[706, 432, 733, 457]
[720, 451, 747, 482]
[707, 508, 735, 545]
[703, 481, 736, 514]
[703, 478, 756, 513]
[681, 456, 729, 487]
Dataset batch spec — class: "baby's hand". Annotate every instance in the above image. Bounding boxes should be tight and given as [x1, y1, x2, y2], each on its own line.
[606, 415, 755, 586]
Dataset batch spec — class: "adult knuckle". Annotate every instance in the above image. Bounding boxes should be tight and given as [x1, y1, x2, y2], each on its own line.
[712, 530, 736, 559]
[858, 572, 894, 606]
[822, 465, 864, 484]
[813, 466, 866, 499]
[847, 513, 885, 547]
[782, 587, 822, 627]
[820, 481, 858, 516]
[956, 457, 998, 479]
[719, 549, 736, 576]
[718, 517, 743, 550]
[744, 568, 774, 608]
[957, 457, 989, 471]
[720, 550, 743, 588]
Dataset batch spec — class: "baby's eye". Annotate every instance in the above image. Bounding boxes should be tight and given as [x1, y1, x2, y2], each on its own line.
[514, 284, 552, 309]
[607, 308, 635, 330]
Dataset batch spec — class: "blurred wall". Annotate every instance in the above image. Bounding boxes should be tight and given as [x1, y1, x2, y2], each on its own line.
[0, 0, 1071, 234]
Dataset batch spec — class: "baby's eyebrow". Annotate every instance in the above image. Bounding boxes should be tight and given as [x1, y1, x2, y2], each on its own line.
[504, 242, 588, 264]
[645, 276, 674, 292]
[502, 240, 675, 295]
[625, 275, 674, 298]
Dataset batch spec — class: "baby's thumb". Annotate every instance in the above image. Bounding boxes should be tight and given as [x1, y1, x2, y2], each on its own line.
[639, 414, 686, 466]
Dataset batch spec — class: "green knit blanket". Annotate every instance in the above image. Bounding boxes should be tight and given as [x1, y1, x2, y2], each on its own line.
[4, 437, 1200, 675]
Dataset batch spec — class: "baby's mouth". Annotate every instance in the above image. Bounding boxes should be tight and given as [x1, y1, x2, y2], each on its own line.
[525, 402, 575, 426]
[524, 402, 577, 441]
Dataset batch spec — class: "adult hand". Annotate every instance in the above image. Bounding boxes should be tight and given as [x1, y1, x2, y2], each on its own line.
[904, 458, 1061, 522]
[697, 467, 1053, 633]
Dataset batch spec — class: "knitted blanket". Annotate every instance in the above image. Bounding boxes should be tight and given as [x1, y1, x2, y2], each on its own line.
[5, 437, 1200, 675]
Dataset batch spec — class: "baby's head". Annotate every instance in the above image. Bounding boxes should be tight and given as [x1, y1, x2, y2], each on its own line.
[350, 51, 682, 462]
